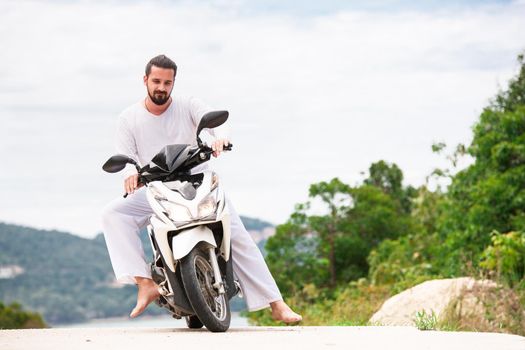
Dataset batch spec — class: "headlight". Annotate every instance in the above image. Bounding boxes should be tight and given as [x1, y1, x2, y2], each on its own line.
[162, 201, 193, 222]
[150, 186, 192, 222]
[198, 192, 217, 218]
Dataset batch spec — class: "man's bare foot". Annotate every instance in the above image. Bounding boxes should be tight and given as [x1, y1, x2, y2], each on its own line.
[129, 277, 161, 318]
[270, 300, 302, 323]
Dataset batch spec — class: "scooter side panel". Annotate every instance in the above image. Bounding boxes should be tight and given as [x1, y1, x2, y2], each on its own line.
[171, 226, 216, 260]
[148, 229, 194, 315]
[150, 216, 177, 272]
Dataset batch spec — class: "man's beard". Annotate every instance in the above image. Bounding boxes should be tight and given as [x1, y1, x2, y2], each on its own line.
[148, 89, 170, 105]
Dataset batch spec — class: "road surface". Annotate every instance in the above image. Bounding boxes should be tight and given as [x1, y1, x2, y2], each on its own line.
[1, 326, 524, 350]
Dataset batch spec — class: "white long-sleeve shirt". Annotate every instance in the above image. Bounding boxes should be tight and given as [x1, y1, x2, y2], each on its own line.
[115, 95, 229, 177]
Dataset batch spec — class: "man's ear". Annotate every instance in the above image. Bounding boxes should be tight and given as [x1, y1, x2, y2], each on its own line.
[143, 75, 148, 86]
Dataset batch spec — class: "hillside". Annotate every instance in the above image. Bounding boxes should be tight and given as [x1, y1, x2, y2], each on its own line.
[0, 217, 273, 325]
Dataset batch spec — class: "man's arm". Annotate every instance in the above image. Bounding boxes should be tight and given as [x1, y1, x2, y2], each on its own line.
[115, 116, 142, 194]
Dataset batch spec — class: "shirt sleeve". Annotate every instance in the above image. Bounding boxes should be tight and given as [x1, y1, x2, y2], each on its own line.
[189, 96, 230, 140]
[115, 115, 139, 178]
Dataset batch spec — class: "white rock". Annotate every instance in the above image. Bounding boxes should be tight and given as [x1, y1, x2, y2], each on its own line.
[369, 277, 497, 326]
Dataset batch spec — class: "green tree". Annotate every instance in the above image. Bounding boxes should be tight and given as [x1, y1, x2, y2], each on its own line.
[265, 170, 415, 294]
[308, 178, 352, 287]
[265, 208, 330, 296]
[436, 54, 525, 274]
[364, 160, 418, 213]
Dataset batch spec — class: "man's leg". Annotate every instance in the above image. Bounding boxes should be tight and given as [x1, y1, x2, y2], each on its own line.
[101, 188, 160, 318]
[227, 198, 302, 323]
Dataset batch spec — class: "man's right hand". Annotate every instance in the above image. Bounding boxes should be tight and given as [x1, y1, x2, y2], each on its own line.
[124, 174, 143, 194]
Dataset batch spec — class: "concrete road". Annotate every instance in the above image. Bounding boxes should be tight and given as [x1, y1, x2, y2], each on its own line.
[1, 326, 524, 350]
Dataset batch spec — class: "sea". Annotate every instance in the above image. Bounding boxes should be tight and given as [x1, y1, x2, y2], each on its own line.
[55, 312, 250, 328]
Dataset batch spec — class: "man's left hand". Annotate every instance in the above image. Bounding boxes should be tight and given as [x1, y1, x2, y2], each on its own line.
[211, 139, 230, 158]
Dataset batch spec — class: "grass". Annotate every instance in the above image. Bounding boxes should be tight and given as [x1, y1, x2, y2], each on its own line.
[245, 280, 391, 326]
[245, 276, 525, 336]
[413, 309, 438, 330]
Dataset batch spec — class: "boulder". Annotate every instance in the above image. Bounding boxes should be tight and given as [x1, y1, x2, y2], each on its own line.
[369, 277, 498, 326]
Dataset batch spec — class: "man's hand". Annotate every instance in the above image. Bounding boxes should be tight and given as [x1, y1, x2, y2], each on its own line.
[124, 174, 143, 194]
[211, 139, 230, 158]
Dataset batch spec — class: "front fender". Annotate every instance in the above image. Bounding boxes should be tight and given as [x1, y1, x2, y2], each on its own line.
[172, 225, 216, 260]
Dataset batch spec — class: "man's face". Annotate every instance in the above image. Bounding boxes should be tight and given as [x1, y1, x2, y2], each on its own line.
[144, 65, 175, 105]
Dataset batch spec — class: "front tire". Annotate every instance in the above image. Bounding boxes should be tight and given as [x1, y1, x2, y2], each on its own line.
[180, 246, 231, 332]
[185, 315, 203, 329]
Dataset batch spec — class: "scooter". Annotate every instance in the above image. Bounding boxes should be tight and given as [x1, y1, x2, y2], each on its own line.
[102, 110, 240, 332]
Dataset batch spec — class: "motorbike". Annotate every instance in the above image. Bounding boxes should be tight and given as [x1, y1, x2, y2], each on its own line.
[102, 110, 240, 332]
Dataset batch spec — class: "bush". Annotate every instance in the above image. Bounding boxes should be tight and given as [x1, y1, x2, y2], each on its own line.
[480, 231, 525, 286]
[367, 233, 440, 292]
[0, 302, 47, 329]
[245, 280, 391, 326]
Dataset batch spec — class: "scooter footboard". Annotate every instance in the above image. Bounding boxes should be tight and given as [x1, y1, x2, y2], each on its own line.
[171, 225, 217, 260]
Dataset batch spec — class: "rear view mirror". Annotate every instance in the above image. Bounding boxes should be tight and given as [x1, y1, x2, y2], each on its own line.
[196, 111, 229, 138]
[102, 154, 137, 173]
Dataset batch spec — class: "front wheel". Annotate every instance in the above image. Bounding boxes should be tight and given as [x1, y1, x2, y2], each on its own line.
[180, 246, 231, 332]
[185, 315, 203, 329]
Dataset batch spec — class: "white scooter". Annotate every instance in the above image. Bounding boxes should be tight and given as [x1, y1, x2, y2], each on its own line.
[102, 111, 240, 332]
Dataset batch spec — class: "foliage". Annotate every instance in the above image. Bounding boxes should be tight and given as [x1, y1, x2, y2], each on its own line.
[245, 280, 391, 326]
[265, 217, 330, 296]
[265, 167, 415, 295]
[413, 309, 438, 331]
[308, 178, 353, 286]
[367, 186, 444, 291]
[493, 53, 525, 112]
[367, 234, 439, 291]
[364, 160, 417, 213]
[480, 231, 525, 286]
[0, 302, 47, 329]
[429, 54, 525, 276]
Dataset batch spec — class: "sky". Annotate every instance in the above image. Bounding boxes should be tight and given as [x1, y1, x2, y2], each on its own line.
[0, 0, 524, 238]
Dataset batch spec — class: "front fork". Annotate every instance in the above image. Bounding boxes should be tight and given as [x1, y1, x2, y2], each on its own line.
[207, 246, 226, 295]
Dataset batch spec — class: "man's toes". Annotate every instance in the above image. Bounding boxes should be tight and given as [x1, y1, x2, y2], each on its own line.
[272, 309, 303, 323]
[130, 292, 160, 318]
[129, 303, 146, 318]
[282, 313, 302, 323]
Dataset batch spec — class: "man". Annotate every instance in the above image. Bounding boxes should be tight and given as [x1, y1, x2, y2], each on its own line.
[101, 54, 302, 323]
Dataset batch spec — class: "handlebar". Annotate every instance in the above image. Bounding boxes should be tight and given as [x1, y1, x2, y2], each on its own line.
[201, 143, 233, 154]
[122, 143, 232, 198]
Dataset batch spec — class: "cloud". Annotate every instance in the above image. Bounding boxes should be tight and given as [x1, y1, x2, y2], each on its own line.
[0, 0, 524, 236]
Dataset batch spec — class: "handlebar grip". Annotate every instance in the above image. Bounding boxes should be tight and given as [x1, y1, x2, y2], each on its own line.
[123, 176, 144, 198]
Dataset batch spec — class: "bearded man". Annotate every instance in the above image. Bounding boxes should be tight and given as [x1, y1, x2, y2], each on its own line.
[101, 54, 302, 323]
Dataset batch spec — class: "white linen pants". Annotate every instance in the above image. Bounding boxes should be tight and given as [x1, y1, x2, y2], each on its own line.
[101, 187, 282, 311]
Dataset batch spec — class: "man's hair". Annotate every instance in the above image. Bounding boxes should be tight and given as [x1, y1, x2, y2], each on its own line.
[145, 54, 177, 77]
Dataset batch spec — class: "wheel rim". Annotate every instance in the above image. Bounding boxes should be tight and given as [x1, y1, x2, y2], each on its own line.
[194, 254, 228, 321]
